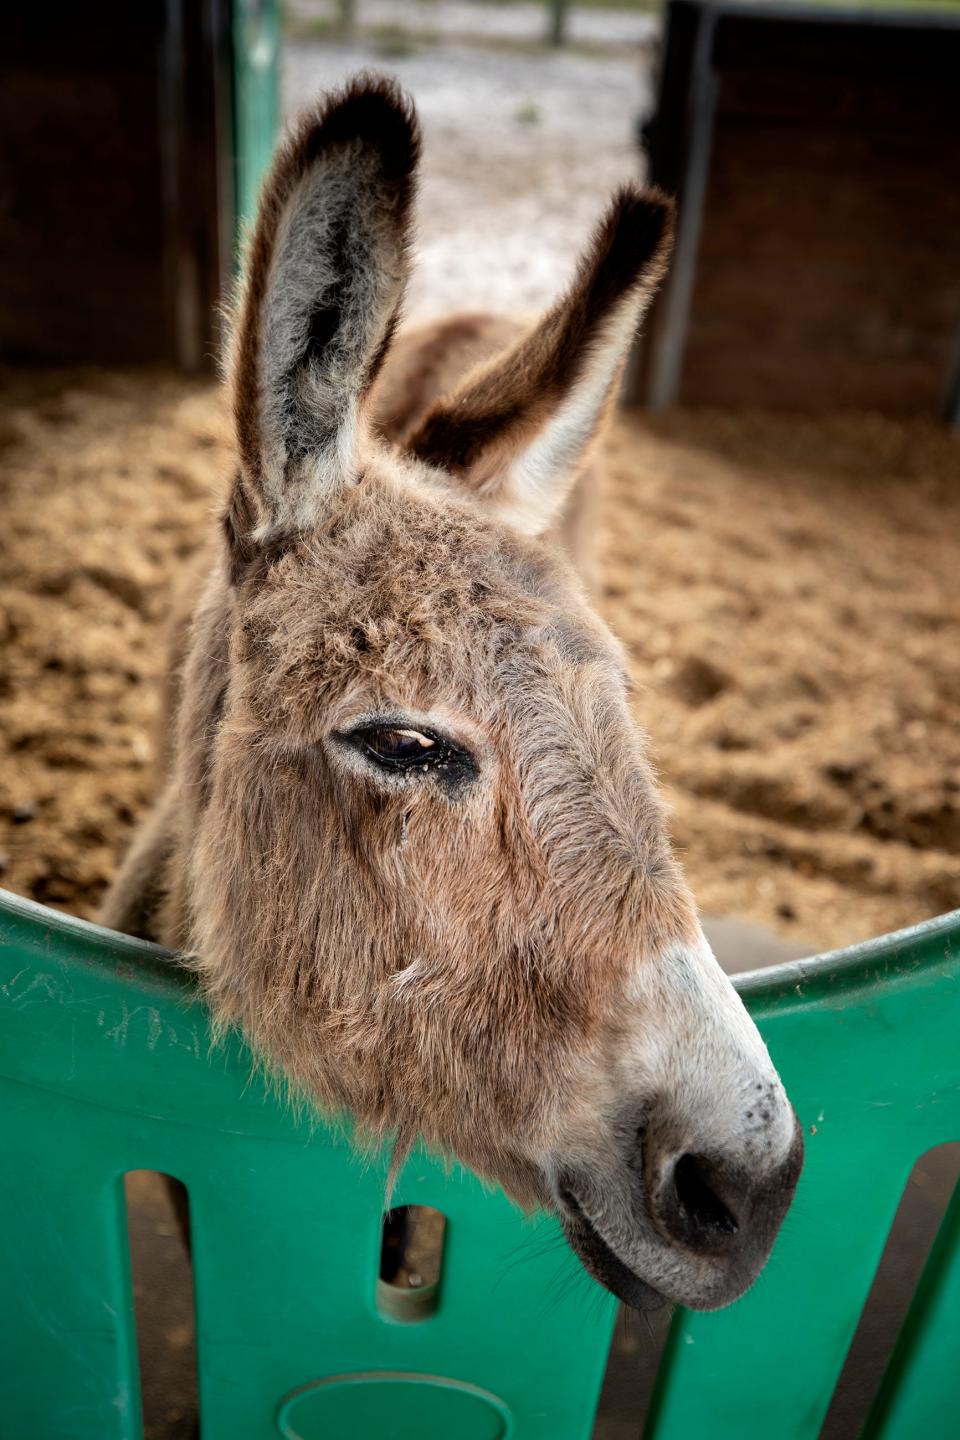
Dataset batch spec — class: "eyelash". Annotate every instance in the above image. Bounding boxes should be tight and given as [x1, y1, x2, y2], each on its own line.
[360, 725, 449, 770]
[336, 722, 478, 783]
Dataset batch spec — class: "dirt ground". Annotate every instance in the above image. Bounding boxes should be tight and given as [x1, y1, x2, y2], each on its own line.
[601, 409, 960, 946]
[1, 369, 957, 953]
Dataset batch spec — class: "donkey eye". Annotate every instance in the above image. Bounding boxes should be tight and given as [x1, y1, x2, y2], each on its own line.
[335, 720, 479, 787]
[362, 727, 437, 766]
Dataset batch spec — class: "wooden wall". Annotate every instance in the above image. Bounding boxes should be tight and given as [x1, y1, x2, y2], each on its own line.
[0, 2, 232, 370]
[635, 2, 960, 417]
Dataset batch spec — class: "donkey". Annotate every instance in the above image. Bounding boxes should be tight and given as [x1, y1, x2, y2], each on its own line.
[103, 75, 802, 1312]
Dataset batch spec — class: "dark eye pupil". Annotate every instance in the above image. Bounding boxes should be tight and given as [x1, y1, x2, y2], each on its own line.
[366, 728, 435, 763]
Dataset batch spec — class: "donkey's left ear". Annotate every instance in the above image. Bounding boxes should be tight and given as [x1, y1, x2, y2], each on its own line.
[403, 187, 673, 537]
[227, 75, 420, 540]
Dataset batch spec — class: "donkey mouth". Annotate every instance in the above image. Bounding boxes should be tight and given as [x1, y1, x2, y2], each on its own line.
[557, 1187, 668, 1312]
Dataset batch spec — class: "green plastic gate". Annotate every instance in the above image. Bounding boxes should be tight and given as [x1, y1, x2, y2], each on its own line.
[1, 887, 958, 1439]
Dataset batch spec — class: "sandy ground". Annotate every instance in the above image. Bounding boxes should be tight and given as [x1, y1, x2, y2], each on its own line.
[601, 410, 960, 946]
[1, 372, 957, 952]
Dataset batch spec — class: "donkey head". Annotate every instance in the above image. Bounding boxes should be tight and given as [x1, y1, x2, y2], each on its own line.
[191, 77, 802, 1311]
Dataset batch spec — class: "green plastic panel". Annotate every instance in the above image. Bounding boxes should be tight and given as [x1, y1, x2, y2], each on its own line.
[0, 890, 614, 1440]
[644, 908, 960, 1440]
[2, 891, 959, 1439]
[232, 0, 281, 242]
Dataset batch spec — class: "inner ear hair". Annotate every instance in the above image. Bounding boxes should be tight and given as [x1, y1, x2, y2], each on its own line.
[229, 74, 420, 536]
[221, 473, 306, 588]
[403, 186, 674, 478]
[221, 472, 259, 588]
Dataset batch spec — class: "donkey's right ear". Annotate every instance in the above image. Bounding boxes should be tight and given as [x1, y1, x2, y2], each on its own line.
[227, 75, 420, 544]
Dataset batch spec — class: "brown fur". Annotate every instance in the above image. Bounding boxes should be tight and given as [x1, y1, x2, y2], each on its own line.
[402, 190, 673, 478]
[372, 314, 600, 580]
[231, 77, 420, 486]
[103, 76, 801, 1312]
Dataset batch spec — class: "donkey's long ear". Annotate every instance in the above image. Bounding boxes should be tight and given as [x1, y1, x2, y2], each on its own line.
[403, 187, 673, 537]
[228, 76, 419, 541]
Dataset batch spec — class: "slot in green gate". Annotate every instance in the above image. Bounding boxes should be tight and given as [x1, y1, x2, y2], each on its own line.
[1, 888, 958, 1439]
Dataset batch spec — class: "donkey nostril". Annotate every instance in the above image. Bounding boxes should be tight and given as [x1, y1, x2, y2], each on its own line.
[672, 1154, 738, 1240]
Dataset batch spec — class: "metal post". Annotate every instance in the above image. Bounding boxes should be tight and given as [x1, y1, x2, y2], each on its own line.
[548, 0, 569, 47]
[647, 8, 718, 411]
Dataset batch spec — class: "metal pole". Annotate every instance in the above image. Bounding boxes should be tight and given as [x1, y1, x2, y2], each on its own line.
[548, 0, 569, 47]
